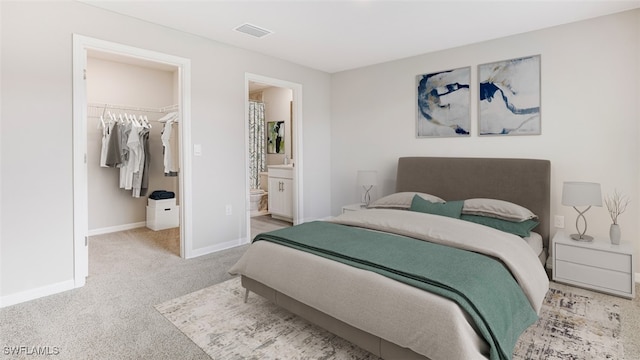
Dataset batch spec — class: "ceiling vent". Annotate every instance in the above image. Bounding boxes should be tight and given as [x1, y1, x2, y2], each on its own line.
[234, 23, 273, 38]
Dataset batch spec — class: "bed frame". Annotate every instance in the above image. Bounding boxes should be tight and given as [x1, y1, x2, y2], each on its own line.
[396, 157, 551, 255]
[242, 156, 551, 359]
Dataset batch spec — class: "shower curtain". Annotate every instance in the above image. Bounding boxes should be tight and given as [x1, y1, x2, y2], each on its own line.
[248, 101, 266, 189]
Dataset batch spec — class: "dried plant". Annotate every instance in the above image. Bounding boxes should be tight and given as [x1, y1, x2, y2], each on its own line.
[604, 189, 630, 225]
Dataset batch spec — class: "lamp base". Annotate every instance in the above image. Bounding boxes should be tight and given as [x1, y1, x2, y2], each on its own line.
[570, 233, 594, 242]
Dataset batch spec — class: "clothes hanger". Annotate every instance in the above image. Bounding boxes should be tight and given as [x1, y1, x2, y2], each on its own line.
[140, 115, 151, 129]
[129, 113, 142, 127]
[158, 111, 177, 123]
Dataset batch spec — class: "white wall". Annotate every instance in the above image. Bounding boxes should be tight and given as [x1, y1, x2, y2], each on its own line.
[0, 1, 331, 303]
[86, 57, 178, 231]
[331, 10, 640, 272]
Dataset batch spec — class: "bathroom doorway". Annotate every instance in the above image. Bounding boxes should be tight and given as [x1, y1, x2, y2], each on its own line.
[245, 74, 303, 242]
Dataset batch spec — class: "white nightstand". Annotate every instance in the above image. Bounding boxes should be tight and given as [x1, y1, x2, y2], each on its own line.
[342, 203, 367, 213]
[552, 231, 635, 299]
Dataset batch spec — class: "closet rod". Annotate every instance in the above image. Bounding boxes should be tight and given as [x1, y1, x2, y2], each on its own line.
[88, 102, 178, 113]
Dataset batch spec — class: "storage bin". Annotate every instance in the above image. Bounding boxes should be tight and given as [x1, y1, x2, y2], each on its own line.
[146, 205, 180, 231]
[148, 198, 176, 208]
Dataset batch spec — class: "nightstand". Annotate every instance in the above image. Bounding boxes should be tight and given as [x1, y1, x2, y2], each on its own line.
[552, 231, 635, 299]
[342, 203, 366, 213]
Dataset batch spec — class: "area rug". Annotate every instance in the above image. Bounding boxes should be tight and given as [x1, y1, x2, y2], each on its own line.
[513, 287, 622, 359]
[155, 277, 623, 360]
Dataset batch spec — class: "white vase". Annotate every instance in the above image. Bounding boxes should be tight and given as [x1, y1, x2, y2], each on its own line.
[609, 224, 621, 245]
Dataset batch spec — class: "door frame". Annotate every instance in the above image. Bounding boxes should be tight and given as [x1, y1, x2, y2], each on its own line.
[245, 73, 304, 240]
[72, 34, 193, 287]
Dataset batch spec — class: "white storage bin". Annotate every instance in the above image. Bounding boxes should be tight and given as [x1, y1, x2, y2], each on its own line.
[148, 198, 176, 208]
[146, 205, 179, 231]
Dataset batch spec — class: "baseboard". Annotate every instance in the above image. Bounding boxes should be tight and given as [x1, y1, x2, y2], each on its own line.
[187, 237, 249, 259]
[88, 222, 147, 236]
[0, 279, 75, 308]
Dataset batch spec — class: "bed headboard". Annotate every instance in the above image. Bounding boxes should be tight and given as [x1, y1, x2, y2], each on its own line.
[396, 157, 551, 250]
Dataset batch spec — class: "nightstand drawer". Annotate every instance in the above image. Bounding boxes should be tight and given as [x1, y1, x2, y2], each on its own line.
[555, 260, 633, 294]
[555, 243, 631, 273]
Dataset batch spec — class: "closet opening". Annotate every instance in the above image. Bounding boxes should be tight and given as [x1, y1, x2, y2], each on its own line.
[73, 35, 193, 287]
[86, 50, 182, 257]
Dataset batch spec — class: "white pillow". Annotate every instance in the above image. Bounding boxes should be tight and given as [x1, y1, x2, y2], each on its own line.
[368, 192, 445, 209]
[462, 198, 537, 222]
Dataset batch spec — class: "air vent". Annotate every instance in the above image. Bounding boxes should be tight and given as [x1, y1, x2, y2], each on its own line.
[234, 23, 273, 38]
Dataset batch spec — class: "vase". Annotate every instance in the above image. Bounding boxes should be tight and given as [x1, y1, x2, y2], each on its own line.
[609, 224, 621, 245]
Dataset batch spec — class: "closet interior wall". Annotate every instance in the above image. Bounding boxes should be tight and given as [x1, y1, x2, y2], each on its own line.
[86, 54, 179, 234]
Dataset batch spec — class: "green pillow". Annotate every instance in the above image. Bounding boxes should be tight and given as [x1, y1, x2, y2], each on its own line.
[460, 214, 539, 237]
[410, 195, 464, 219]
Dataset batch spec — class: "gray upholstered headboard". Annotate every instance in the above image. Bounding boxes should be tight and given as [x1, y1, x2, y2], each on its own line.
[396, 157, 551, 250]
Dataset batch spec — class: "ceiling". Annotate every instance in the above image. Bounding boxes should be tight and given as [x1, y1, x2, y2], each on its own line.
[82, 1, 640, 74]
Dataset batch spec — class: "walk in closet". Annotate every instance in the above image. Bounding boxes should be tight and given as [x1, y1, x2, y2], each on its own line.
[86, 51, 181, 254]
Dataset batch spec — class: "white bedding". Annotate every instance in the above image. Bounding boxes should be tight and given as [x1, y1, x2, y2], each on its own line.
[230, 209, 549, 360]
[330, 209, 549, 312]
[523, 231, 543, 257]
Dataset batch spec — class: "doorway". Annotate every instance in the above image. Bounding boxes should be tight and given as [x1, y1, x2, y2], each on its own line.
[72, 35, 193, 287]
[85, 51, 180, 242]
[245, 74, 303, 242]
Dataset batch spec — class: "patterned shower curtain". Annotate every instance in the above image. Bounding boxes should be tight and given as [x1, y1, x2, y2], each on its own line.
[248, 101, 266, 189]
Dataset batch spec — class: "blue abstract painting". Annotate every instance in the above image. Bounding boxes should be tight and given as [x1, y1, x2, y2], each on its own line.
[416, 67, 470, 137]
[478, 55, 541, 135]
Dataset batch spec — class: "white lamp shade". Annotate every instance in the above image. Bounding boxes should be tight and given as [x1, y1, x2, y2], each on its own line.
[357, 170, 377, 187]
[562, 182, 602, 207]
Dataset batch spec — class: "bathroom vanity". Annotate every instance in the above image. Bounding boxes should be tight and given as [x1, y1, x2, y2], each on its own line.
[267, 165, 294, 222]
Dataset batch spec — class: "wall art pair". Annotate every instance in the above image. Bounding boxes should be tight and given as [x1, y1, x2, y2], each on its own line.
[416, 55, 540, 138]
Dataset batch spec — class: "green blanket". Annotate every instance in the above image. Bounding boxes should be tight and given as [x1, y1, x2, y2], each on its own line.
[254, 221, 537, 360]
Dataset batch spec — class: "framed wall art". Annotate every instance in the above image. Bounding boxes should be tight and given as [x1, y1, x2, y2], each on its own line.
[478, 55, 541, 136]
[416, 67, 471, 138]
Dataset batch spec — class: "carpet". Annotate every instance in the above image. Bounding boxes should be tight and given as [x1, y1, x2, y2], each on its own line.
[155, 277, 623, 360]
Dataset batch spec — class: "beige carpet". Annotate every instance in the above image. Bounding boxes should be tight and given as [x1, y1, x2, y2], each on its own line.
[156, 277, 637, 360]
[0, 227, 249, 360]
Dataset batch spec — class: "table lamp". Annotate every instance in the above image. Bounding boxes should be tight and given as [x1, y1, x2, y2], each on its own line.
[357, 170, 377, 207]
[561, 181, 602, 241]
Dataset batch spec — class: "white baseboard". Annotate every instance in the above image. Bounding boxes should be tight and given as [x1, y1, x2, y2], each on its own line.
[88, 222, 147, 236]
[0, 279, 76, 308]
[187, 237, 249, 259]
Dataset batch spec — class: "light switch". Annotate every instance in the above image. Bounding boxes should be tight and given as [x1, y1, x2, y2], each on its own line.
[193, 144, 202, 156]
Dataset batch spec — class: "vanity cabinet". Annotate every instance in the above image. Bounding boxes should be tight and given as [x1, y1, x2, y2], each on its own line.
[268, 166, 293, 222]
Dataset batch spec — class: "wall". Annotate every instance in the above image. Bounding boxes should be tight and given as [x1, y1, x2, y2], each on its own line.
[0, 1, 331, 304]
[331, 10, 640, 273]
[87, 57, 178, 232]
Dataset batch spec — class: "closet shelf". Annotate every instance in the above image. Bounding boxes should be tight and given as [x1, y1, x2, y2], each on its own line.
[88, 102, 178, 120]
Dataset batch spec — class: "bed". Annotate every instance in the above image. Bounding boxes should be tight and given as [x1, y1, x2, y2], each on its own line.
[229, 157, 551, 360]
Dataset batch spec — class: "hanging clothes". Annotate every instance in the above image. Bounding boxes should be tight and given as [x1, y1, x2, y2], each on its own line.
[104, 120, 122, 168]
[99, 112, 152, 198]
[160, 113, 179, 176]
[99, 116, 110, 167]
[139, 128, 151, 197]
[131, 125, 149, 198]
[168, 121, 179, 175]
[119, 121, 133, 189]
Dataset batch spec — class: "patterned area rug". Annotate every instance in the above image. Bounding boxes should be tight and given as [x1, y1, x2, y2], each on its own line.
[155, 277, 623, 360]
[514, 287, 623, 359]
